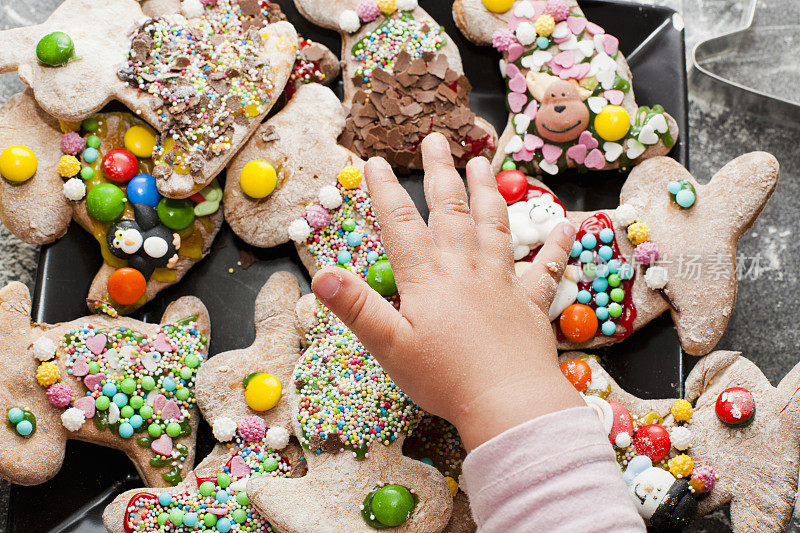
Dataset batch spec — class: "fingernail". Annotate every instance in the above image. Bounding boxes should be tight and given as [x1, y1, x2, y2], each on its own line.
[367, 157, 390, 171]
[563, 222, 576, 236]
[313, 271, 341, 300]
[424, 132, 449, 155]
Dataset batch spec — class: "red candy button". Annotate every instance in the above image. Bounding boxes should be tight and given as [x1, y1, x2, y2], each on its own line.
[559, 304, 598, 343]
[495, 170, 528, 204]
[107, 267, 146, 305]
[101, 149, 138, 183]
[633, 424, 671, 463]
[715, 386, 755, 426]
[608, 401, 634, 447]
[560, 359, 591, 392]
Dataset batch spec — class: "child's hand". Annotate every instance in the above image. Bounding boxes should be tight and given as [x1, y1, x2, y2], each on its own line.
[311, 133, 583, 451]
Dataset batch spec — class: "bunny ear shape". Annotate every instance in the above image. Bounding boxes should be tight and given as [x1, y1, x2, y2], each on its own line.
[160, 295, 211, 339]
[452, 0, 516, 46]
[683, 350, 745, 402]
[294, 0, 363, 30]
[194, 272, 303, 437]
[0, 91, 73, 245]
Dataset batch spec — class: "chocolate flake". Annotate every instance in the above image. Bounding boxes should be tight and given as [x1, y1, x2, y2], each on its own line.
[238, 249, 258, 269]
[260, 125, 280, 142]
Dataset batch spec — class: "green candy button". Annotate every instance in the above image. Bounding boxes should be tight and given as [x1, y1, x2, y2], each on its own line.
[86, 183, 126, 222]
[370, 485, 415, 527]
[157, 198, 195, 231]
[36, 32, 74, 66]
[367, 260, 397, 297]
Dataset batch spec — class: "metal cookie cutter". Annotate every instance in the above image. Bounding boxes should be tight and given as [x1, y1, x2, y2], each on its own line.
[691, 0, 800, 123]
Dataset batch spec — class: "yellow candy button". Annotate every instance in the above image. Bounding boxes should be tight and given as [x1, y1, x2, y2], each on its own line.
[0, 145, 37, 183]
[481, 0, 514, 13]
[337, 166, 362, 189]
[245, 373, 282, 411]
[124, 125, 157, 158]
[594, 105, 631, 141]
[240, 160, 277, 199]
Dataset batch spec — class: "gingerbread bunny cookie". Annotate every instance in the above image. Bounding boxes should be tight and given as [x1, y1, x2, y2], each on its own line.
[499, 151, 779, 355]
[0, 91, 222, 315]
[103, 438, 307, 532]
[0, 0, 298, 197]
[0, 281, 209, 487]
[452, 0, 678, 176]
[291, 0, 497, 170]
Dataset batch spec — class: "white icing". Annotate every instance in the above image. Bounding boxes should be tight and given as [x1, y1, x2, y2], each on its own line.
[212, 416, 237, 441]
[62, 177, 86, 201]
[338, 10, 361, 33]
[31, 337, 56, 361]
[508, 194, 568, 260]
[61, 408, 86, 432]
[614, 203, 638, 227]
[265, 426, 290, 450]
[644, 266, 668, 290]
[288, 218, 311, 243]
[144, 236, 169, 258]
[113, 228, 143, 255]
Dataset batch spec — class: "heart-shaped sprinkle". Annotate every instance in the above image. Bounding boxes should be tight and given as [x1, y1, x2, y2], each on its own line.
[597, 69, 616, 90]
[603, 35, 619, 55]
[498, 59, 507, 77]
[567, 16, 587, 35]
[83, 373, 105, 391]
[604, 90, 624, 106]
[151, 434, 173, 456]
[523, 50, 552, 69]
[513, 114, 532, 134]
[585, 148, 606, 169]
[74, 396, 96, 418]
[542, 144, 563, 164]
[586, 22, 605, 35]
[152, 333, 174, 353]
[558, 35, 579, 51]
[161, 399, 181, 421]
[638, 123, 659, 145]
[603, 142, 623, 162]
[587, 96, 608, 114]
[152, 393, 168, 412]
[508, 92, 528, 113]
[85, 334, 107, 355]
[552, 21, 569, 40]
[72, 356, 89, 377]
[566, 143, 588, 164]
[553, 51, 574, 69]
[626, 139, 647, 159]
[577, 39, 595, 58]
[207, 508, 230, 517]
[539, 160, 560, 175]
[513, 148, 535, 162]
[523, 100, 538, 119]
[229, 456, 252, 477]
[505, 135, 524, 154]
[549, 62, 564, 76]
[505, 63, 520, 80]
[513, 1, 536, 19]
[579, 130, 599, 150]
[524, 134, 544, 151]
[142, 352, 160, 373]
[507, 43, 524, 62]
[553, 34, 572, 44]
[108, 402, 120, 424]
[648, 113, 669, 133]
[509, 73, 527, 93]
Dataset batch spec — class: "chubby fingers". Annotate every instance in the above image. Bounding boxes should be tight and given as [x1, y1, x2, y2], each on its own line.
[421, 133, 477, 254]
[520, 222, 576, 314]
[311, 267, 410, 354]
[465, 156, 513, 268]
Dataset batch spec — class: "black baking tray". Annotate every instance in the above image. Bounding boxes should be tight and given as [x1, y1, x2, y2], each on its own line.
[8, 0, 688, 530]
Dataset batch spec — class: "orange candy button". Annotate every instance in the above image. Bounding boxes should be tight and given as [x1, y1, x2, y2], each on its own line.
[559, 304, 598, 343]
[559, 359, 591, 392]
[107, 268, 147, 305]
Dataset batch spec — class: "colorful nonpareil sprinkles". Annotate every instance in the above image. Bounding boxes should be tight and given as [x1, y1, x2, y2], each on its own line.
[351, 12, 446, 85]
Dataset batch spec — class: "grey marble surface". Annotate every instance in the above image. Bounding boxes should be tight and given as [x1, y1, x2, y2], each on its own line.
[1, 0, 799, 531]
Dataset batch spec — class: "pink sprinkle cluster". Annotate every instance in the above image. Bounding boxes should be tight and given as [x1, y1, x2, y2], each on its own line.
[690, 464, 716, 493]
[46, 382, 74, 407]
[634, 241, 659, 265]
[492, 29, 517, 52]
[306, 204, 332, 229]
[546, 0, 570, 21]
[60, 132, 85, 156]
[357, 0, 380, 22]
[238, 415, 266, 442]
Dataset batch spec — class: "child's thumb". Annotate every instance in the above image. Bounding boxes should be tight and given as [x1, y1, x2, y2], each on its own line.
[311, 267, 406, 352]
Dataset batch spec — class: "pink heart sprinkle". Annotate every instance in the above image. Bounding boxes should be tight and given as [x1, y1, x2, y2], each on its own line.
[553, 34, 571, 44]
[585, 148, 606, 169]
[567, 16, 587, 35]
[72, 356, 89, 377]
[548, 61, 564, 75]
[74, 396, 96, 418]
[505, 63, 520, 80]
[508, 92, 528, 113]
[574, 63, 591, 79]
[578, 130, 599, 150]
[507, 43, 524, 63]
[586, 22, 605, 35]
[83, 373, 105, 391]
[566, 143, 588, 164]
[542, 144, 563, 164]
[151, 434, 173, 456]
[513, 148, 534, 162]
[553, 51, 574, 69]
[509, 73, 527, 93]
[524, 134, 544, 151]
[152, 333, 174, 353]
[603, 35, 619, 55]
[229, 456, 252, 477]
[207, 508, 230, 517]
[604, 90, 624, 106]
[160, 400, 181, 421]
[85, 334, 107, 356]
[151, 393, 167, 412]
[523, 100, 538, 119]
